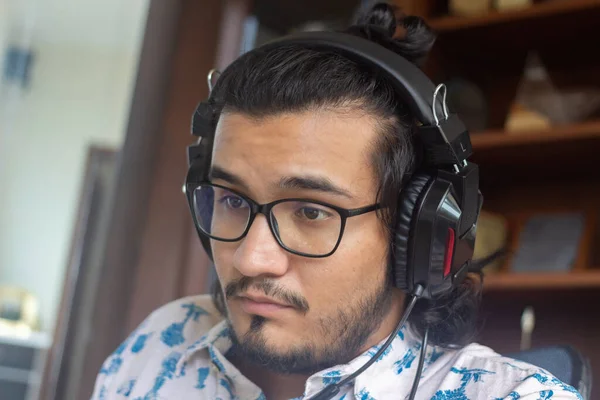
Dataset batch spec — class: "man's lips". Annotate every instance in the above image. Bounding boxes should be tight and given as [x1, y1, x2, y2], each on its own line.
[236, 293, 293, 316]
[240, 292, 290, 307]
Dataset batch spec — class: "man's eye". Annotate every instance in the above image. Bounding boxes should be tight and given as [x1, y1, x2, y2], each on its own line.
[296, 206, 331, 221]
[220, 195, 246, 209]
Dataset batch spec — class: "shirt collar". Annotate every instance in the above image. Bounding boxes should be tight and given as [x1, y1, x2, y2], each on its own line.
[177, 320, 428, 399]
[303, 325, 424, 398]
[176, 321, 266, 400]
[176, 319, 232, 376]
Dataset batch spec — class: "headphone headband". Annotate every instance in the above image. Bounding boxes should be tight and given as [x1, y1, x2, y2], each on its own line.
[195, 31, 473, 168]
[262, 31, 441, 125]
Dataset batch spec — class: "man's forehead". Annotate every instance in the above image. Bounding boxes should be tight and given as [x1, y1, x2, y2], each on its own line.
[211, 111, 379, 200]
[213, 110, 379, 154]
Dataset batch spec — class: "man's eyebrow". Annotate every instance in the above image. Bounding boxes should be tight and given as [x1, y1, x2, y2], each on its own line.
[278, 176, 354, 199]
[209, 165, 251, 192]
[210, 165, 353, 199]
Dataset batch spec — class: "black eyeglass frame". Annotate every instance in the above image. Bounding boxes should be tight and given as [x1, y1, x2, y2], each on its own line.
[185, 181, 380, 258]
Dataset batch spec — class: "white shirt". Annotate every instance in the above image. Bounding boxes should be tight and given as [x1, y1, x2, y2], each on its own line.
[91, 295, 582, 399]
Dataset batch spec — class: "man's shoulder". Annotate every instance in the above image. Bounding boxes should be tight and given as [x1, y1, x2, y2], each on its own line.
[91, 296, 225, 398]
[143, 294, 223, 332]
[111, 294, 223, 360]
[439, 342, 583, 399]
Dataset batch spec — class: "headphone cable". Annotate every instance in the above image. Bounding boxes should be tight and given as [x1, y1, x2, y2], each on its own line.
[308, 284, 425, 400]
[408, 326, 429, 400]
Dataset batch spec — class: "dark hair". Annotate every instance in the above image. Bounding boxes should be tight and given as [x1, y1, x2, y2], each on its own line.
[207, 2, 482, 348]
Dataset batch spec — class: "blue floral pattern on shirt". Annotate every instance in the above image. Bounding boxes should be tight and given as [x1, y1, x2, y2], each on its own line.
[90, 295, 583, 400]
[431, 367, 495, 400]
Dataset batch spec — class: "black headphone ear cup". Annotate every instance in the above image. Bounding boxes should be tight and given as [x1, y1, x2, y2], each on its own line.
[393, 174, 433, 292]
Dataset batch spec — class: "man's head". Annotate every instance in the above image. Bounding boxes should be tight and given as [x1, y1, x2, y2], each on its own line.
[197, 2, 482, 375]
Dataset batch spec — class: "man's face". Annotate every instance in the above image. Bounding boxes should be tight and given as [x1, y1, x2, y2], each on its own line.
[210, 109, 400, 374]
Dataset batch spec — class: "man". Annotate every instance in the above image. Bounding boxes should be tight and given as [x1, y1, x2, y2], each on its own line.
[91, 3, 582, 399]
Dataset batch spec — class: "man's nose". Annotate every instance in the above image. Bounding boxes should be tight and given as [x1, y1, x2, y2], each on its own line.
[232, 214, 290, 278]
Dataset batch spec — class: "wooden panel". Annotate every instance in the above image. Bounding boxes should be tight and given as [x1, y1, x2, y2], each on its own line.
[215, 0, 254, 69]
[178, 0, 255, 298]
[430, 7, 600, 56]
[482, 179, 600, 218]
[473, 139, 600, 186]
[471, 121, 600, 150]
[484, 271, 600, 291]
[124, 0, 225, 333]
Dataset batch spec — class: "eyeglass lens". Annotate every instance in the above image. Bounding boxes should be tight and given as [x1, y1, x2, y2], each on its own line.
[192, 184, 342, 256]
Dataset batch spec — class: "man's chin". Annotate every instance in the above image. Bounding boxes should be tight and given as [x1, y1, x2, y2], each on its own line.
[228, 314, 300, 351]
[230, 331, 328, 375]
[226, 315, 368, 375]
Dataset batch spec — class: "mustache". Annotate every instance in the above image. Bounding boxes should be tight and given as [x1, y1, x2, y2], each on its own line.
[225, 277, 310, 313]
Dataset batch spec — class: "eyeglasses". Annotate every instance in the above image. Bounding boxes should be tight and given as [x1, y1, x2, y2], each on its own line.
[186, 182, 380, 258]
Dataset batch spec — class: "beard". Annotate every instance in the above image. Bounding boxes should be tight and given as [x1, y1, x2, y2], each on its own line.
[223, 275, 394, 376]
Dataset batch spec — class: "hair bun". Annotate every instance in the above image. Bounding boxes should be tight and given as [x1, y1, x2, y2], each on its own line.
[356, 2, 397, 38]
[350, 2, 436, 66]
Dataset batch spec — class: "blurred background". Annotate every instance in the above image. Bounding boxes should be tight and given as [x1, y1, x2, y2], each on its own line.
[0, 0, 598, 399]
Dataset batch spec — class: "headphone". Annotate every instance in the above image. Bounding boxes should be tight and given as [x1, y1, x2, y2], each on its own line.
[184, 31, 482, 301]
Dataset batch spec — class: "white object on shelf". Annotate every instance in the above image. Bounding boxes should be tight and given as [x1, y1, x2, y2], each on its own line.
[520, 306, 536, 351]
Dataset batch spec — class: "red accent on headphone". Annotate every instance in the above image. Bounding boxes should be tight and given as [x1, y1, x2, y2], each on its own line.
[443, 228, 456, 277]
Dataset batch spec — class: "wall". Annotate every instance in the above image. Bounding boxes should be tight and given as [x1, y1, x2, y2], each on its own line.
[0, 0, 150, 332]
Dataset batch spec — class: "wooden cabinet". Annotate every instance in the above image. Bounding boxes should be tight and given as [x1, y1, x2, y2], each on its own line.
[397, 0, 600, 397]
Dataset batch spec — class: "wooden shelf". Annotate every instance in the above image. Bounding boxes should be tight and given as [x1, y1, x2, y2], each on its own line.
[469, 121, 600, 182]
[471, 120, 600, 150]
[429, 0, 600, 32]
[414, 0, 600, 394]
[484, 270, 600, 290]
